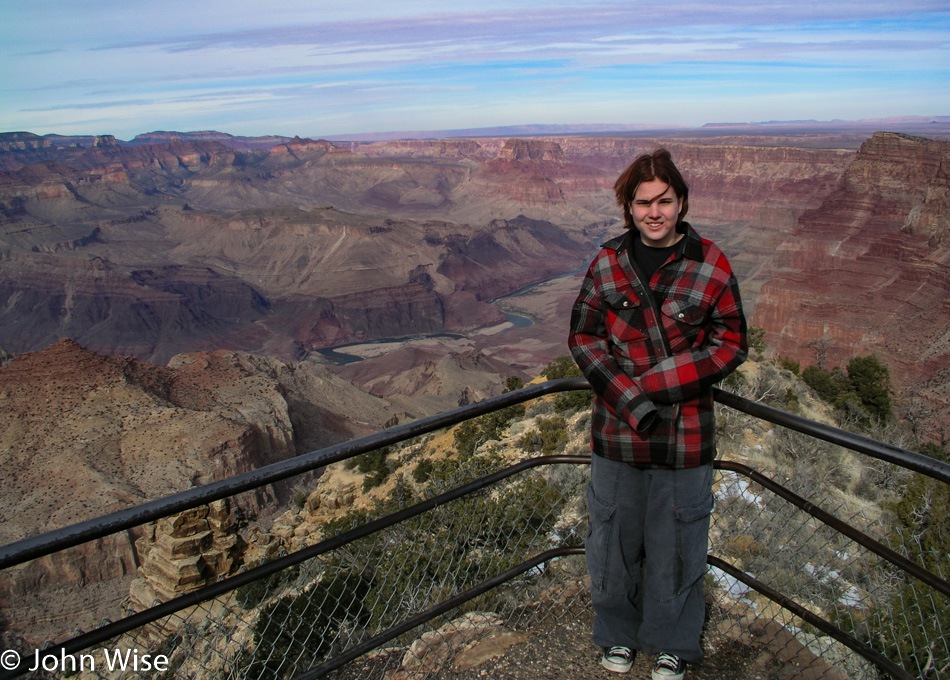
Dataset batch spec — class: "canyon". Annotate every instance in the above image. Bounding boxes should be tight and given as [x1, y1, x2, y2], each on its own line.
[4, 126, 945, 383]
[0, 128, 873, 369]
[2, 122, 950, 644]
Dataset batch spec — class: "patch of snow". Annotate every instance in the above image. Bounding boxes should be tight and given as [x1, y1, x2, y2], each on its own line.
[803, 563, 865, 608]
[708, 565, 756, 604]
[716, 470, 764, 507]
[838, 584, 864, 607]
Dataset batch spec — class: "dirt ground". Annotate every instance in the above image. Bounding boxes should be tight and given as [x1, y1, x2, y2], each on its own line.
[331, 590, 848, 680]
[437, 606, 771, 680]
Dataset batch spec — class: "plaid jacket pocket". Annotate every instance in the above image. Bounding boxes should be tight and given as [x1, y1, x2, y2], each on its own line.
[661, 298, 708, 351]
[604, 292, 647, 344]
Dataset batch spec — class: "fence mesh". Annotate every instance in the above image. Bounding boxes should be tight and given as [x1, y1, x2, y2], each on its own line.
[6, 410, 949, 680]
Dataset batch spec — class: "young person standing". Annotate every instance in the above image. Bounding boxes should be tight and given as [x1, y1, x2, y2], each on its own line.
[568, 149, 747, 679]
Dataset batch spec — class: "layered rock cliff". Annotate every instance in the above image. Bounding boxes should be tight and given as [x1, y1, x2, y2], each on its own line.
[0, 132, 54, 153]
[754, 132, 950, 414]
[129, 500, 245, 611]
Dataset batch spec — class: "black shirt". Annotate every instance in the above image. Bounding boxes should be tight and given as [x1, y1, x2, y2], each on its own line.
[631, 235, 682, 292]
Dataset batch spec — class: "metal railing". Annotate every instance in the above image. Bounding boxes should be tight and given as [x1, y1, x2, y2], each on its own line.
[1, 378, 948, 680]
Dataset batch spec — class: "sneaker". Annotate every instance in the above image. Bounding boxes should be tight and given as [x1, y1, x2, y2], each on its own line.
[601, 646, 635, 673]
[652, 652, 686, 680]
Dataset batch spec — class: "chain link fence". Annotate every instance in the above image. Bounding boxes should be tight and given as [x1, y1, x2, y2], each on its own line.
[4, 389, 949, 680]
[709, 466, 948, 679]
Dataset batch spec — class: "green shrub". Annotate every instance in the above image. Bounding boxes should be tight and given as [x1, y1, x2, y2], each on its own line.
[355, 447, 392, 491]
[238, 563, 367, 679]
[235, 562, 300, 610]
[355, 471, 565, 628]
[802, 365, 840, 403]
[453, 420, 481, 458]
[783, 388, 800, 411]
[422, 449, 506, 490]
[504, 375, 525, 392]
[541, 356, 591, 412]
[412, 458, 434, 484]
[357, 447, 388, 474]
[554, 390, 592, 413]
[747, 326, 767, 354]
[802, 356, 893, 426]
[521, 416, 569, 455]
[777, 356, 800, 374]
[723, 370, 745, 390]
[541, 356, 583, 380]
[846, 355, 891, 422]
[887, 442, 950, 561]
[452, 387, 526, 457]
[876, 441, 950, 673]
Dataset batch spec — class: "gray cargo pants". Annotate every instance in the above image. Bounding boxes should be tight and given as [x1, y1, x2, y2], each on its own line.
[586, 454, 714, 662]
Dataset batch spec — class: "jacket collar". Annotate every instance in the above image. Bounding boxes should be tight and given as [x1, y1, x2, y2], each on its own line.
[603, 221, 703, 261]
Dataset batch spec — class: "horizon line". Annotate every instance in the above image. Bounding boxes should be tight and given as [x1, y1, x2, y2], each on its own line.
[2, 114, 949, 145]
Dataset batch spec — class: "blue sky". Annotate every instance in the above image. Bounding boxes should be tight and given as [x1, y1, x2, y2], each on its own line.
[2, 1, 949, 140]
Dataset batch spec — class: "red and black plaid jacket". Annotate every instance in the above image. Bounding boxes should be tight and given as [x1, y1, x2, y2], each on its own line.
[568, 223, 747, 469]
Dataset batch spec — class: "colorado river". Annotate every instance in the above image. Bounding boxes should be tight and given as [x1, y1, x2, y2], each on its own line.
[316, 266, 583, 365]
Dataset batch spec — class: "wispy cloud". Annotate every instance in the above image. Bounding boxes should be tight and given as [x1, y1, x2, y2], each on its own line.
[1, 1, 948, 137]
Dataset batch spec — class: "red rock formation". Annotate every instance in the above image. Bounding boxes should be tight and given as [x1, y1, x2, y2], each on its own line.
[344, 138, 490, 159]
[665, 143, 855, 224]
[754, 132, 950, 414]
[476, 139, 612, 208]
[496, 139, 567, 163]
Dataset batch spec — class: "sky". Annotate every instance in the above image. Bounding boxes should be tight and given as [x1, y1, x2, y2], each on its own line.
[2, 0, 949, 140]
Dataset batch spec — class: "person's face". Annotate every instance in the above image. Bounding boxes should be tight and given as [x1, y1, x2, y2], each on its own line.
[631, 179, 683, 248]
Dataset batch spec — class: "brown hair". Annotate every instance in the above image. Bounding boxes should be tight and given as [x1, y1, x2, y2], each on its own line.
[614, 148, 689, 228]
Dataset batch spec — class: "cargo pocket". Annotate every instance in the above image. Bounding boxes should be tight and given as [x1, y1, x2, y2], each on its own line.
[585, 484, 621, 595]
[673, 491, 714, 595]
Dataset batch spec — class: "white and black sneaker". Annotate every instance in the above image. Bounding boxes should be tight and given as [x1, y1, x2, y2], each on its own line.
[652, 652, 686, 680]
[601, 646, 636, 673]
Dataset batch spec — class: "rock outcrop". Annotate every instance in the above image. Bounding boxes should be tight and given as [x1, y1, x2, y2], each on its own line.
[0, 132, 54, 152]
[0, 339, 399, 644]
[393, 611, 529, 679]
[129, 500, 244, 609]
